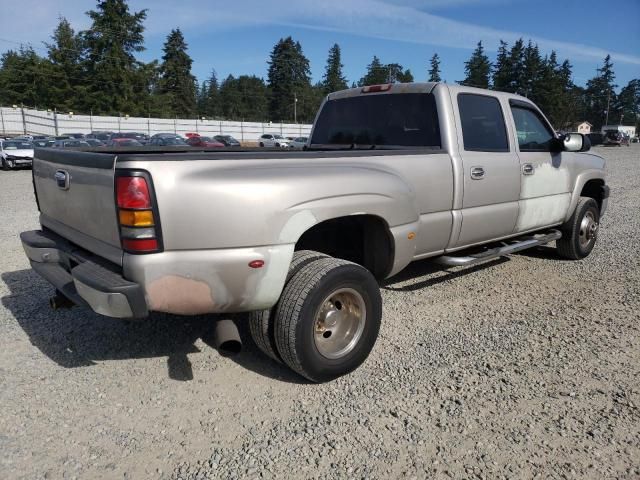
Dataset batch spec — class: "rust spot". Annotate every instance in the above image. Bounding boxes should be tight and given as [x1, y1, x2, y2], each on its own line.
[147, 275, 217, 315]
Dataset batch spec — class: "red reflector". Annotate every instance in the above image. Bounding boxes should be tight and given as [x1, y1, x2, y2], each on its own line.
[117, 176, 151, 209]
[362, 84, 392, 93]
[248, 260, 265, 269]
[122, 238, 158, 252]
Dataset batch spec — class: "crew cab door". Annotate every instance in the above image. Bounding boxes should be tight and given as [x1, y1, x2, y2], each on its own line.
[451, 92, 521, 248]
[508, 100, 572, 232]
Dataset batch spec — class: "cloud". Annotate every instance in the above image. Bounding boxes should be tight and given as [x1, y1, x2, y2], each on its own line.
[138, 0, 640, 66]
[1, 0, 638, 68]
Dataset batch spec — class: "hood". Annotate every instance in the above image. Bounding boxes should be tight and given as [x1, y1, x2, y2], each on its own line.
[2, 149, 34, 157]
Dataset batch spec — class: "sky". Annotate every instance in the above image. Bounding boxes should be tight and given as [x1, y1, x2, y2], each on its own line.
[0, 0, 639, 90]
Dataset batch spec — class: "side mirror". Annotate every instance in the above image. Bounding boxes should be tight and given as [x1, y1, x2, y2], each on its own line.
[563, 133, 590, 152]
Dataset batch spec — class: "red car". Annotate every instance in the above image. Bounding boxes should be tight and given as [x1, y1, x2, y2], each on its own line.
[186, 136, 225, 147]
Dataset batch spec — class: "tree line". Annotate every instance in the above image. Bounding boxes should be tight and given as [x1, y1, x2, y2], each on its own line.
[0, 0, 637, 130]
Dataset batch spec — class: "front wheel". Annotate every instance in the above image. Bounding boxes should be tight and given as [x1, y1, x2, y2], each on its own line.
[274, 257, 382, 382]
[556, 197, 600, 260]
[259, 142, 264, 147]
[1, 159, 7, 171]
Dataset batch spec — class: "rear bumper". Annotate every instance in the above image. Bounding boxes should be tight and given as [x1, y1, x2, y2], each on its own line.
[21, 230, 147, 318]
[21, 229, 295, 318]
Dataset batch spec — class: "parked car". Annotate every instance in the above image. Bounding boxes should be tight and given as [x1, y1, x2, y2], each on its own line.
[148, 136, 188, 147]
[214, 135, 241, 147]
[84, 138, 105, 147]
[106, 138, 143, 147]
[20, 82, 609, 382]
[603, 131, 630, 146]
[111, 132, 149, 144]
[87, 131, 114, 141]
[33, 139, 56, 148]
[151, 133, 184, 140]
[186, 136, 225, 147]
[290, 137, 308, 149]
[258, 134, 290, 148]
[63, 133, 86, 139]
[52, 139, 90, 148]
[632, 136, 639, 143]
[0, 139, 34, 170]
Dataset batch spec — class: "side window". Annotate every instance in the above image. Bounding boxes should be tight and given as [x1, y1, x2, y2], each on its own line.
[511, 106, 554, 151]
[458, 94, 509, 152]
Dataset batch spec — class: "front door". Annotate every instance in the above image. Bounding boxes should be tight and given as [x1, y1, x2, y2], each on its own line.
[453, 92, 521, 248]
[508, 101, 572, 233]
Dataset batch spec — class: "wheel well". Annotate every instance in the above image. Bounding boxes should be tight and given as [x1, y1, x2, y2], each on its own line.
[580, 179, 605, 211]
[295, 215, 393, 280]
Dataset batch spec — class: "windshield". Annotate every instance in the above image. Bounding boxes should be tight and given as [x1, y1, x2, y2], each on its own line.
[198, 137, 212, 142]
[274, 135, 285, 139]
[3, 141, 33, 150]
[311, 93, 441, 148]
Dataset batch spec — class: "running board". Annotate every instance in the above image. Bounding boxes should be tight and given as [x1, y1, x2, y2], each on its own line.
[434, 230, 562, 267]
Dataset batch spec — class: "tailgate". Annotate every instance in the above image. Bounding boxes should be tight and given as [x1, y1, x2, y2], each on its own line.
[33, 148, 123, 265]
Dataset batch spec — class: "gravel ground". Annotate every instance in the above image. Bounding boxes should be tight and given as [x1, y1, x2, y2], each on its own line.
[1, 146, 639, 480]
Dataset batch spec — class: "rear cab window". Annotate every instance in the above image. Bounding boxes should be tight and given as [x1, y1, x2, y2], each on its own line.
[457, 93, 509, 152]
[310, 93, 441, 148]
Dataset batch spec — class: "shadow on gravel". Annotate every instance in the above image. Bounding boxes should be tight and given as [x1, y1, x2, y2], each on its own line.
[382, 257, 510, 292]
[513, 245, 567, 260]
[1, 269, 304, 384]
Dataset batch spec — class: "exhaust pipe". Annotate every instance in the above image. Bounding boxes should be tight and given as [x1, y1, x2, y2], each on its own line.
[49, 292, 74, 310]
[214, 319, 242, 357]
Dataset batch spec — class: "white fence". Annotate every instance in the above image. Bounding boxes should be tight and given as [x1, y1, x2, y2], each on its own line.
[0, 106, 313, 142]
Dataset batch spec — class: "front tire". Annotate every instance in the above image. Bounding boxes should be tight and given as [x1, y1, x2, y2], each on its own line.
[274, 257, 382, 382]
[259, 142, 264, 147]
[557, 197, 600, 260]
[1, 159, 7, 171]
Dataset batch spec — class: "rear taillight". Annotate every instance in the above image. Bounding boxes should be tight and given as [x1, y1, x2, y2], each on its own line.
[116, 173, 162, 253]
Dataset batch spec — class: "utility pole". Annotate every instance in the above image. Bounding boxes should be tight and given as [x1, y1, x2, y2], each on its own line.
[294, 93, 298, 124]
[604, 89, 611, 127]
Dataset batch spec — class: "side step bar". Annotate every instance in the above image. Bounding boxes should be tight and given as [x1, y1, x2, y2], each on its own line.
[434, 230, 562, 267]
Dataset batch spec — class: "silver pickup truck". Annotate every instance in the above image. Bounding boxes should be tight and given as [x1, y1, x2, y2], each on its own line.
[21, 83, 609, 382]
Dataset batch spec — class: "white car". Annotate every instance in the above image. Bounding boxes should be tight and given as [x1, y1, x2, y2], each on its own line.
[290, 136, 308, 149]
[258, 134, 290, 148]
[1, 139, 34, 170]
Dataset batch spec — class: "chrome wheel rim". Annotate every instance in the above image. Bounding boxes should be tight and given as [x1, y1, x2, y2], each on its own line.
[314, 288, 366, 360]
[579, 210, 598, 249]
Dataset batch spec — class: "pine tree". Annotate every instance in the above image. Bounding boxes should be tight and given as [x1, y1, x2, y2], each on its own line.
[492, 40, 511, 92]
[522, 40, 542, 99]
[267, 37, 312, 122]
[507, 38, 526, 94]
[358, 56, 387, 86]
[428, 53, 441, 82]
[82, 0, 147, 115]
[614, 79, 639, 127]
[584, 55, 617, 129]
[358, 57, 412, 85]
[460, 41, 491, 88]
[46, 16, 85, 110]
[0, 47, 51, 108]
[322, 44, 348, 94]
[219, 74, 269, 121]
[204, 70, 222, 118]
[158, 28, 197, 117]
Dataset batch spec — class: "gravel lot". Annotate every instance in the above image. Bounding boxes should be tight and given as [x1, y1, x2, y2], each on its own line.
[1, 146, 639, 480]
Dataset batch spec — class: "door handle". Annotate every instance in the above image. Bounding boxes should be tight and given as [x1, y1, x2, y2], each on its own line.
[522, 163, 535, 175]
[470, 166, 485, 180]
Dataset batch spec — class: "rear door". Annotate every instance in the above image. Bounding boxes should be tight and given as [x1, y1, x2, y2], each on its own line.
[508, 100, 571, 233]
[33, 149, 122, 265]
[452, 92, 521, 248]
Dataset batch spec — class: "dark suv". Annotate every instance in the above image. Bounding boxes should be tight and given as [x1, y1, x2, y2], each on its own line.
[604, 131, 630, 147]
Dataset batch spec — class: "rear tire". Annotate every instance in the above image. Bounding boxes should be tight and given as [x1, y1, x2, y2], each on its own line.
[557, 197, 600, 260]
[274, 257, 382, 382]
[248, 250, 328, 363]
